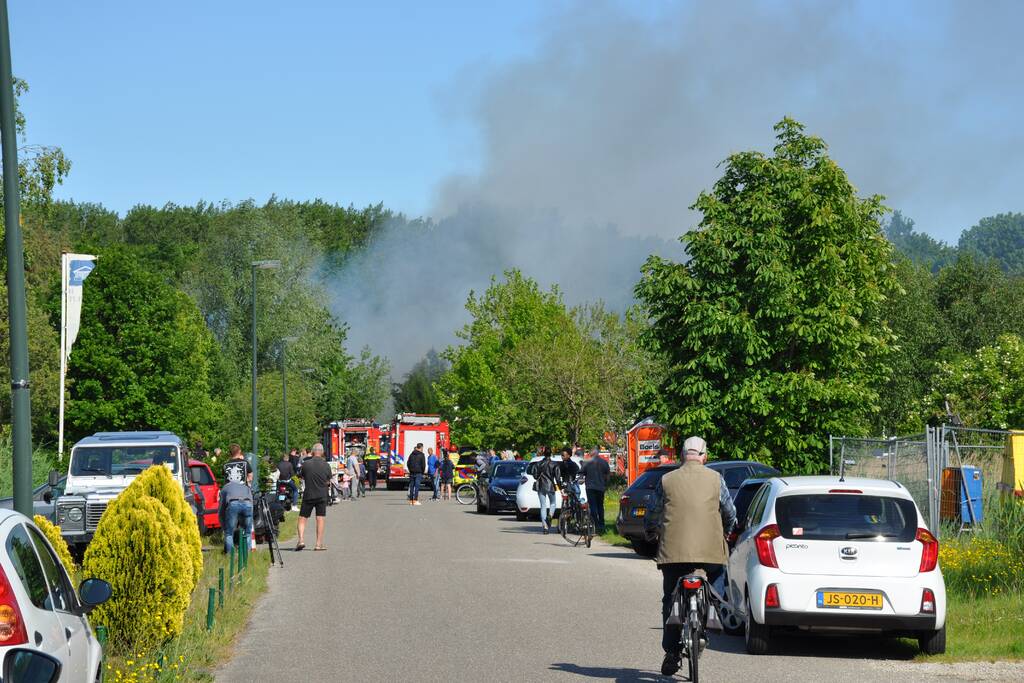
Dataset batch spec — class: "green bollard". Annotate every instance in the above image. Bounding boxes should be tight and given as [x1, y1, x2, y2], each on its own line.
[206, 588, 216, 631]
[218, 568, 224, 609]
[229, 545, 235, 588]
[95, 625, 107, 646]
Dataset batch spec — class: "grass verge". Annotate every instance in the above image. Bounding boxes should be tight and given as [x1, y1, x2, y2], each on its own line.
[105, 512, 297, 682]
[917, 591, 1024, 661]
[598, 487, 632, 548]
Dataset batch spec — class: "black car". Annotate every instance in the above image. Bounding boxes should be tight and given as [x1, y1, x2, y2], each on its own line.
[476, 460, 528, 514]
[616, 460, 779, 556]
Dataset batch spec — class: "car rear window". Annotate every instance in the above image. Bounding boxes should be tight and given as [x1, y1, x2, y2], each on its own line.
[628, 469, 670, 491]
[719, 466, 750, 489]
[775, 494, 918, 542]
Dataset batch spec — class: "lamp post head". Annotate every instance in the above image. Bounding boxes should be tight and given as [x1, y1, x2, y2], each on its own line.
[252, 259, 281, 270]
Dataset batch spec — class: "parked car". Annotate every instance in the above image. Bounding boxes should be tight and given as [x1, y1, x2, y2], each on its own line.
[616, 460, 779, 556]
[452, 452, 479, 488]
[0, 508, 112, 681]
[476, 461, 529, 514]
[188, 460, 221, 534]
[514, 456, 588, 522]
[0, 475, 66, 523]
[727, 476, 946, 655]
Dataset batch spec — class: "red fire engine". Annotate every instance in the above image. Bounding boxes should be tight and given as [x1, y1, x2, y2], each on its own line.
[386, 414, 450, 490]
[322, 419, 392, 479]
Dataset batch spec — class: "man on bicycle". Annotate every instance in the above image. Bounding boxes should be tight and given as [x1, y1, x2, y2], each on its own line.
[558, 447, 580, 499]
[648, 436, 736, 677]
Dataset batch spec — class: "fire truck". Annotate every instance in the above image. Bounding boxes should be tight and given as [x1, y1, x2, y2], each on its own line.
[386, 413, 450, 490]
[322, 419, 391, 480]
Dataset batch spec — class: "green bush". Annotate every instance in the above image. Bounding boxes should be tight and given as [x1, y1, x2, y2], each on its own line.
[127, 465, 203, 587]
[34, 514, 76, 576]
[82, 492, 193, 655]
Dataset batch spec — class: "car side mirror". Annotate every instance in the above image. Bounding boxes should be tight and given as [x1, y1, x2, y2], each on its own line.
[47, 470, 61, 487]
[42, 491, 53, 504]
[3, 648, 62, 683]
[78, 578, 113, 613]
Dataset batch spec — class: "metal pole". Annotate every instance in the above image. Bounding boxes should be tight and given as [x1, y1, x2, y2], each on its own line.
[251, 264, 258, 461]
[0, 1, 33, 516]
[282, 341, 289, 456]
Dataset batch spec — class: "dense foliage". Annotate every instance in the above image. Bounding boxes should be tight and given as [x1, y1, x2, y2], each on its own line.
[34, 514, 76, 574]
[392, 349, 448, 414]
[637, 119, 897, 472]
[958, 213, 1024, 274]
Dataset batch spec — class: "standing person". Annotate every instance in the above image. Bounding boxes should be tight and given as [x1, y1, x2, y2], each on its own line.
[427, 447, 440, 501]
[357, 456, 367, 498]
[223, 444, 253, 485]
[346, 450, 361, 502]
[532, 447, 557, 535]
[407, 443, 426, 506]
[648, 437, 736, 676]
[559, 447, 581, 499]
[276, 452, 299, 507]
[193, 440, 208, 461]
[475, 450, 488, 478]
[296, 443, 332, 552]
[220, 477, 253, 556]
[364, 447, 380, 490]
[582, 447, 611, 531]
[440, 450, 454, 500]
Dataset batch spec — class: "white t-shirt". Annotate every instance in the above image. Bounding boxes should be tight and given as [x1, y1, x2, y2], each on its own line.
[346, 454, 359, 478]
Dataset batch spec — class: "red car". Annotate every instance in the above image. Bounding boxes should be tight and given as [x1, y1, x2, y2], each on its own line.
[189, 459, 221, 533]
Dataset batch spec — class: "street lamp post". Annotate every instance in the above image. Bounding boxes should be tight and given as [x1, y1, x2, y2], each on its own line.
[280, 336, 299, 455]
[251, 260, 281, 487]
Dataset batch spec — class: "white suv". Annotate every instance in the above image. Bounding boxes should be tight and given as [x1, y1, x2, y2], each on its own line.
[727, 476, 946, 655]
[0, 509, 111, 681]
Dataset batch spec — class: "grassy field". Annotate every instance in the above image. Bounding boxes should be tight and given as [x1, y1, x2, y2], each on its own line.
[597, 487, 632, 548]
[105, 512, 297, 682]
[918, 591, 1024, 661]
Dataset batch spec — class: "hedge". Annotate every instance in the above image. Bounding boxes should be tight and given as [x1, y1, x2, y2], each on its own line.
[126, 465, 203, 587]
[34, 514, 76, 576]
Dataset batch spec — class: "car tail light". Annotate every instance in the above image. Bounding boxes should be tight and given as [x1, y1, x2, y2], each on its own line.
[920, 588, 936, 614]
[755, 524, 781, 568]
[726, 530, 738, 545]
[0, 565, 28, 645]
[620, 495, 629, 505]
[916, 528, 939, 572]
[764, 584, 780, 609]
[682, 576, 703, 590]
[828, 489, 863, 494]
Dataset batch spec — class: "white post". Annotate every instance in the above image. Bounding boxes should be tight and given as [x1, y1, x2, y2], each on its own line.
[57, 253, 67, 463]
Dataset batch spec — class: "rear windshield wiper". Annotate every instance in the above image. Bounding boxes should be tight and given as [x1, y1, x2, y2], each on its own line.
[845, 532, 901, 539]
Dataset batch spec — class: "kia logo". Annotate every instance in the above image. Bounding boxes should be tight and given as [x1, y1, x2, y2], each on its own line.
[840, 547, 858, 557]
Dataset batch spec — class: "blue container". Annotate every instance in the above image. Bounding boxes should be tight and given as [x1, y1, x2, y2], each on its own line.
[959, 466, 983, 525]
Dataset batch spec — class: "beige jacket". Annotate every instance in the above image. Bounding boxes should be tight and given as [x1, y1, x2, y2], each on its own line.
[655, 460, 729, 566]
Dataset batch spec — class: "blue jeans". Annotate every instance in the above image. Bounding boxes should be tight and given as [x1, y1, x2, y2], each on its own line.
[431, 473, 441, 499]
[409, 473, 423, 500]
[223, 500, 253, 555]
[538, 490, 556, 527]
[281, 480, 298, 506]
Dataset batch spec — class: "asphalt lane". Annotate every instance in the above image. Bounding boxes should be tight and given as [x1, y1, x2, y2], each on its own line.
[218, 490, 952, 683]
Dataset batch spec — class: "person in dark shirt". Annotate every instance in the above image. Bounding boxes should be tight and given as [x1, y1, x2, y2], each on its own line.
[559, 447, 580, 498]
[581, 448, 611, 531]
[296, 443, 332, 551]
[276, 454, 298, 506]
[406, 444, 426, 505]
[223, 444, 253, 485]
[219, 479, 253, 556]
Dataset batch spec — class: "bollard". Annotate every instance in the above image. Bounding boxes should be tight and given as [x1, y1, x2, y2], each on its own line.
[229, 545, 235, 588]
[218, 568, 225, 609]
[206, 588, 216, 631]
[95, 625, 107, 646]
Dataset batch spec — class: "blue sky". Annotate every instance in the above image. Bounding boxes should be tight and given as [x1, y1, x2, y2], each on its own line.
[9, 1, 1023, 244]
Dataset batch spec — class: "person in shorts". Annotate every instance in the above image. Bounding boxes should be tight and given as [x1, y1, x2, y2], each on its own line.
[297, 443, 332, 551]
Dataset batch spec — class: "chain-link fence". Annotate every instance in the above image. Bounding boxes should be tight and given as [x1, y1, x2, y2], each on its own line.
[831, 425, 1014, 538]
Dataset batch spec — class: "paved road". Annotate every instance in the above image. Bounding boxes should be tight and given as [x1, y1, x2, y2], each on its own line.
[218, 490, 984, 682]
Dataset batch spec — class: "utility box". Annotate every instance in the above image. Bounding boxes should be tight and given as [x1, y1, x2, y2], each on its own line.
[940, 466, 984, 525]
[999, 432, 1024, 498]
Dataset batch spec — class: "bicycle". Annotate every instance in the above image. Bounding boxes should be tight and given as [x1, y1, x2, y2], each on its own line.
[455, 479, 479, 505]
[669, 573, 722, 683]
[557, 479, 595, 547]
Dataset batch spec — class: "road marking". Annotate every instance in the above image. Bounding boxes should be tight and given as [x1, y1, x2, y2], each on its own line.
[451, 558, 571, 565]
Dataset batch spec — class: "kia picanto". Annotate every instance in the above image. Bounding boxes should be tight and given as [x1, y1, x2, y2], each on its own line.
[727, 476, 946, 655]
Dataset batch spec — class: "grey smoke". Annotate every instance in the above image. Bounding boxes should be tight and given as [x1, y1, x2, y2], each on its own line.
[326, 0, 1024, 375]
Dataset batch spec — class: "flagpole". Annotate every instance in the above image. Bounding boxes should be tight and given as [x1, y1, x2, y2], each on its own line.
[58, 253, 67, 463]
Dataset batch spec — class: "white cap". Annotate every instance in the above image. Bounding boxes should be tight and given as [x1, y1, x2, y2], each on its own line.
[683, 436, 707, 457]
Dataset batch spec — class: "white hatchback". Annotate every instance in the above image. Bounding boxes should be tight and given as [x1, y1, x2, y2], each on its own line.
[514, 457, 587, 521]
[0, 509, 111, 682]
[727, 476, 946, 655]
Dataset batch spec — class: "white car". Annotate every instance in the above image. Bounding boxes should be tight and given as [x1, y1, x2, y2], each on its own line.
[727, 476, 946, 655]
[0, 509, 111, 681]
[514, 457, 588, 521]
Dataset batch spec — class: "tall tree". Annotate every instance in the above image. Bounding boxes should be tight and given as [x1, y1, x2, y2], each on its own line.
[958, 213, 1024, 274]
[636, 119, 897, 473]
[392, 349, 448, 414]
[884, 211, 955, 271]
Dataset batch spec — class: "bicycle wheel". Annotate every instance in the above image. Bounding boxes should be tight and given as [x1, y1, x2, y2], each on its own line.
[455, 484, 476, 505]
[581, 507, 595, 548]
[688, 623, 700, 683]
[558, 507, 571, 542]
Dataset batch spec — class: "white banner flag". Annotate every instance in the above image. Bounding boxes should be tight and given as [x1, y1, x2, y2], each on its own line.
[59, 253, 97, 459]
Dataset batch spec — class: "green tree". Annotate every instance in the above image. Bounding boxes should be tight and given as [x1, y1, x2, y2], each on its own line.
[924, 335, 1024, 430]
[392, 349, 447, 414]
[958, 213, 1024, 274]
[65, 249, 223, 441]
[932, 254, 1024, 357]
[217, 372, 319, 459]
[321, 346, 392, 421]
[636, 118, 897, 473]
[884, 211, 955, 271]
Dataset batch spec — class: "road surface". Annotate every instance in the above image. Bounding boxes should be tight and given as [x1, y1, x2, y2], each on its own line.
[218, 490, 993, 682]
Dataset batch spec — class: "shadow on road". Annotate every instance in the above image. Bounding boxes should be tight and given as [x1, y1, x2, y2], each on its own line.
[762, 633, 918, 660]
[588, 552, 644, 560]
[548, 663, 666, 682]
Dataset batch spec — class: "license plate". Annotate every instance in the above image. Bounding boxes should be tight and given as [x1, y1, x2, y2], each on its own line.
[278, 495, 286, 501]
[632, 507, 646, 517]
[817, 591, 883, 610]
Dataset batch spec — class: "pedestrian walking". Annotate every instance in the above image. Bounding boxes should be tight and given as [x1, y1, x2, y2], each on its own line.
[532, 447, 558, 534]
[220, 478, 253, 556]
[364, 447, 380, 490]
[581, 447, 611, 532]
[223, 444, 253, 485]
[346, 450, 361, 502]
[427, 447, 440, 500]
[440, 450, 454, 500]
[296, 443, 332, 551]
[357, 456, 367, 497]
[407, 443, 426, 505]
